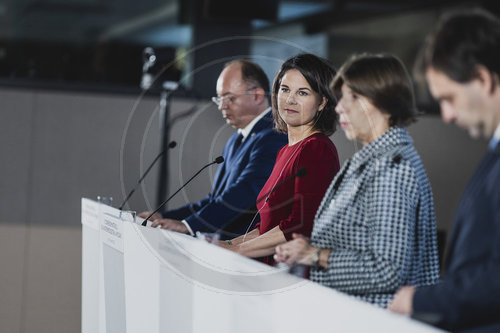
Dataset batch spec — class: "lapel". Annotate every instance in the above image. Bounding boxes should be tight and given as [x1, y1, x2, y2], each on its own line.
[211, 133, 239, 197]
[211, 111, 274, 198]
[445, 146, 500, 266]
[316, 127, 410, 220]
[231, 111, 274, 162]
[316, 159, 351, 218]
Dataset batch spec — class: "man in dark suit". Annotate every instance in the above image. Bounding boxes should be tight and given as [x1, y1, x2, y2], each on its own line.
[389, 9, 500, 332]
[141, 60, 287, 239]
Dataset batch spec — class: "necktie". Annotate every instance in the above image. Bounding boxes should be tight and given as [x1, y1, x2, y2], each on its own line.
[232, 133, 244, 157]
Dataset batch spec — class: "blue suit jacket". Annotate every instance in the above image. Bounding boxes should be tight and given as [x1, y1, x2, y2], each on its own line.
[413, 143, 500, 331]
[163, 111, 287, 238]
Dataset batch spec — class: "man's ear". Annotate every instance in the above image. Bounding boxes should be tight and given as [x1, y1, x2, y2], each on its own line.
[253, 87, 267, 104]
[476, 65, 497, 95]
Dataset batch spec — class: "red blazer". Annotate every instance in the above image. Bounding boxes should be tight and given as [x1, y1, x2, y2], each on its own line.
[256, 133, 340, 265]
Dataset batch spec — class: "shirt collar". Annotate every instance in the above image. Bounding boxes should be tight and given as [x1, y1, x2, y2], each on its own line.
[489, 122, 500, 151]
[238, 107, 271, 140]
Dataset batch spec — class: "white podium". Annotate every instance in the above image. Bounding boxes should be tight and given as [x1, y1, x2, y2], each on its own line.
[81, 198, 442, 333]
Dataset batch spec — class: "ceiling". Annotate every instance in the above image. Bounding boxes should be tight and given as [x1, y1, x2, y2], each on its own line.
[0, 0, 479, 47]
[0, 0, 493, 93]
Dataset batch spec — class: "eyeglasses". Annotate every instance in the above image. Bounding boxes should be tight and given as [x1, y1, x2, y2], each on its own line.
[211, 86, 257, 108]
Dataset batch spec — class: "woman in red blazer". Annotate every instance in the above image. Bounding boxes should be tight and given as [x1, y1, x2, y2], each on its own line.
[220, 54, 340, 265]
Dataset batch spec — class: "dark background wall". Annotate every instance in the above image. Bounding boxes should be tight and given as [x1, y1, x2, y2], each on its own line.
[0, 86, 486, 332]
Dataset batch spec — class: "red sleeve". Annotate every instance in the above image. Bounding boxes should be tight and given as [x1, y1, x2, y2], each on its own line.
[279, 138, 340, 240]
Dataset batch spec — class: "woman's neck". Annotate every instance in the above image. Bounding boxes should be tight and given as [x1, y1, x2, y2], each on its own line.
[287, 125, 318, 146]
[361, 113, 391, 146]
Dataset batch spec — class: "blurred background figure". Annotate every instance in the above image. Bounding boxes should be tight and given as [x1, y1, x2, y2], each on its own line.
[390, 8, 500, 332]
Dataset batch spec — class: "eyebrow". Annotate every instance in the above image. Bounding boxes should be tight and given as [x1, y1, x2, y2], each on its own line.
[280, 84, 311, 91]
[436, 94, 452, 102]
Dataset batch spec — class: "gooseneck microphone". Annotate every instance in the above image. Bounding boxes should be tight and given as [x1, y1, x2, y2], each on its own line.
[141, 156, 225, 226]
[119, 141, 177, 210]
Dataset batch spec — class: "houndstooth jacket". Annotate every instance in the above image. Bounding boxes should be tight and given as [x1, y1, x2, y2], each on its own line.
[310, 126, 439, 308]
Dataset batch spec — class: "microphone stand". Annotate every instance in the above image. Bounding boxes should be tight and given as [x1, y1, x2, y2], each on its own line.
[156, 81, 179, 209]
[118, 141, 177, 210]
[140, 46, 180, 210]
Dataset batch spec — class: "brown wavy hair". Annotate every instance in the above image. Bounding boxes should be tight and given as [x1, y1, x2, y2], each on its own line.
[272, 53, 338, 136]
[331, 53, 417, 127]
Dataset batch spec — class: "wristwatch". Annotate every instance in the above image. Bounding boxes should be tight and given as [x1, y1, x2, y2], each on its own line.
[311, 248, 321, 268]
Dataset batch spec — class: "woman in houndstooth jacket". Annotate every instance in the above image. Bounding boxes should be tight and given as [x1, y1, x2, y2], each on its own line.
[275, 53, 440, 308]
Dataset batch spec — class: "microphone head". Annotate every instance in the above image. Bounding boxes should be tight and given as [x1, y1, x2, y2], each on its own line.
[142, 47, 156, 67]
[168, 141, 177, 149]
[296, 168, 307, 178]
[214, 156, 224, 164]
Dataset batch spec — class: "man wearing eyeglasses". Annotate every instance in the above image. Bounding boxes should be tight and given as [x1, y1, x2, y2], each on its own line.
[141, 60, 287, 239]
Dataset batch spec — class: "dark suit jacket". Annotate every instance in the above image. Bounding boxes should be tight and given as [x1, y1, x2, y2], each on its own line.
[413, 143, 500, 331]
[163, 111, 287, 238]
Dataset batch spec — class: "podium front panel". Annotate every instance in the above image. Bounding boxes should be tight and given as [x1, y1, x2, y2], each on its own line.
[81, 198, 443, 333]
[123, 222, 160, 333]
[81, 198, 100, 333]
[100, 204, 126, 333]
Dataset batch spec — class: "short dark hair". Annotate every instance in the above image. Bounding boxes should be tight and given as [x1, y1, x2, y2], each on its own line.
[272, 53, 338, 136]
[332, 53, 417, 127]
[224, 59, 270, 93]
[418, 8, 500, 84]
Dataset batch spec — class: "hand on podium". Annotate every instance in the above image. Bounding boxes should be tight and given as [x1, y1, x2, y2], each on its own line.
[138, 211, 162, 221]
[389, 286, 416, 315]
[274, 233, 315, 266]
[151, 218, 190, 235]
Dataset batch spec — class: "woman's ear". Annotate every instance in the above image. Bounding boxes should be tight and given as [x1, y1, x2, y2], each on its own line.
[318, 96, 328, 111]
